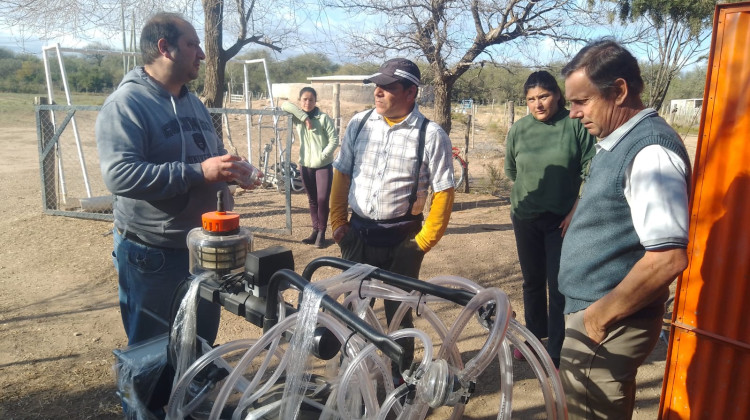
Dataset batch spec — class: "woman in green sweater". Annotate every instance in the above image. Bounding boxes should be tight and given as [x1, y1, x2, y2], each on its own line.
[282, 87, 340, 248]
[504, 71, 596, 367]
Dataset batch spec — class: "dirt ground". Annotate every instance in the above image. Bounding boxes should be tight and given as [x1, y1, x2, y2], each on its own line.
[0, 98, 695, 419]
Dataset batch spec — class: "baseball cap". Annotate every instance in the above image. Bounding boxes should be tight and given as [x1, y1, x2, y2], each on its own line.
[364, 58, 421, 86]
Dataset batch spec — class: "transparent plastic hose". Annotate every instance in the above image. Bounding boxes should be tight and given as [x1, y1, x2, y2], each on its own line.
[337, 328, 433, 419]
[170, 271, 216, 390]
[376, 384, 410, 420]
[506, 319, 566, 419]
[167, 338, 257, 419]
[243, 396, 328, 420]
[208, 316, 296, 419]
[279, 282, 325, 419]
[168, 265, 567, 419]
[213, 264, 377, 420]
[207, 310, 364, 420]
[496, 339, 514, 420]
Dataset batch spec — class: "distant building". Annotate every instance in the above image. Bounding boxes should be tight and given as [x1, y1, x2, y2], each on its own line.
[666, 98, 703, 126]
[274, 75, 434, 106]
[307, 75, 433, 106]
[308, 75, 371, 85]
[668, 98, 702, 117]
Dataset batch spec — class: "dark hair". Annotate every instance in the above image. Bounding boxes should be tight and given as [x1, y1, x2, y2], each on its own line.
[140, 12, 187, 65]
[524, 71, 565, 109]
[298, 86, 317, 100]
[561, 39, 644, 98]
[397, 80, 419, 98]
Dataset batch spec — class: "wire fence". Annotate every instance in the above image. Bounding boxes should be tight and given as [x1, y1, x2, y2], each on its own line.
[35, 101, 298, 235]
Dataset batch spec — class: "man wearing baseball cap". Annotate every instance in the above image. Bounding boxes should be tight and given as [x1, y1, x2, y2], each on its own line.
[329, 58, 456, 381]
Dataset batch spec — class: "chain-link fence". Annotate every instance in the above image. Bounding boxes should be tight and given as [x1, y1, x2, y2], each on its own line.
[35, 101, 297, 235]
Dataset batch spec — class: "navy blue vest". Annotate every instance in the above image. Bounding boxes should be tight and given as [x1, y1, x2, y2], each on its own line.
[559, 113, 690, 315]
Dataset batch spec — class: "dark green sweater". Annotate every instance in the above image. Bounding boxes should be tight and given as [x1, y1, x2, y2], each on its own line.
[504, 108, 596, 220]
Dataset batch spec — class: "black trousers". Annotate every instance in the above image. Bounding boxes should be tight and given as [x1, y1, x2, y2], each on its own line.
[338, 228, 425, 372]
[511, 211, 566, 362]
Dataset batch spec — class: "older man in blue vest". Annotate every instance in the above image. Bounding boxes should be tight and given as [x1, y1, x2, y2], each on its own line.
[557, 40, 691, 419]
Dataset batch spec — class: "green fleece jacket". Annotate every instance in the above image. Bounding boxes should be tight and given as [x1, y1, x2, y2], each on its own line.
[281, 102, 340, 168]
[504, 108, 596, 220]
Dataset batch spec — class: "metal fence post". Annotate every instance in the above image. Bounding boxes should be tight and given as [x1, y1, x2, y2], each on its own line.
[464, 115, 471, 193]
[35, 96, 57, 210]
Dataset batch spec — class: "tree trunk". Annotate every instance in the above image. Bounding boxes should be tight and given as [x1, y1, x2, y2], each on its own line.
[202, 0, 225, 109]
[432, 78, 452, 134]
[648, 78, 672, 113]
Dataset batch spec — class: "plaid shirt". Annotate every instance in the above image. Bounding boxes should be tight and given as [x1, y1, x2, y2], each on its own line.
[333, 106, 454, 221]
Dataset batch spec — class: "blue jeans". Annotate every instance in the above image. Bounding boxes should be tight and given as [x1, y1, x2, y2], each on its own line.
[511, 212, 565, 363]
[112, 228, 220, 346]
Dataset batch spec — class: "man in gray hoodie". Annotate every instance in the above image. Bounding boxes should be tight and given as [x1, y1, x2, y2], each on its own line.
[96, 12, 256, 348]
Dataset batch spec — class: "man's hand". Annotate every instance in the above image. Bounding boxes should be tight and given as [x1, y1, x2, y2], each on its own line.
[560, 199, 579, 237]
[583, 305, 608, 344]
[580, 249, 688, 345]
[201, 154, 245, 183]
[401, 237, 425, 254]
[333, 224, 350, 243]
[560, 212, 574, 237]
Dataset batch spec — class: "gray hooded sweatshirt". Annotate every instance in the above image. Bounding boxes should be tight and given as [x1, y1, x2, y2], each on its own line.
[96, 67, 233, 249]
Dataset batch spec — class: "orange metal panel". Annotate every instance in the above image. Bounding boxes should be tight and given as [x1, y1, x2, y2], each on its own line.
[662, 329, 750, 419]
[660, 2, 750, 419]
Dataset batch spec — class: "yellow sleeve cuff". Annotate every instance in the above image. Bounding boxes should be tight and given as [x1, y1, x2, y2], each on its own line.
[415, 188, 455, 252]
[329, 169, 351, 233]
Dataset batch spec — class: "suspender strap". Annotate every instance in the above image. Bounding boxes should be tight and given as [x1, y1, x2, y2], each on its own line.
[349, 110, 429, 218]
[349, 109, 375, 176]
[406, 118, 428, 216]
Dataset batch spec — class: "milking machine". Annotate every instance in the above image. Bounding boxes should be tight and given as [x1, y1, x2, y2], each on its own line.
[114, 191, 567, 419]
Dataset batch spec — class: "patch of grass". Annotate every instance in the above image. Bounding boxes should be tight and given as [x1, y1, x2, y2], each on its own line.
[451, 112, 469, 125]
[0, 91, 109, 126]
[70, 92, 109, 106]
[485, 118, 509, 144]
[0, 92, 37, 112]
[0, 92, 39, 126]
[672, 124, 700, 138]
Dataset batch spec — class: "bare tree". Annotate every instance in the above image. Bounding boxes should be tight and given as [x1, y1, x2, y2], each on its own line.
[608, 0, 716, 111]
[0, 1, 193, 46]
[638, 14, 710, 111]
[0, 0, 292, 107]
[325, 0, 579, 133]
[200, 0, 288, 107]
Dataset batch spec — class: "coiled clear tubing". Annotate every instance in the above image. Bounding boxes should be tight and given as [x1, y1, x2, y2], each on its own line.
[166, 266, 567, 419]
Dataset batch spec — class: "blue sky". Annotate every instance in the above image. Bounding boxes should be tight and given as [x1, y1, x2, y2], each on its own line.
[0, 7, 710, 73]
[0, 27, 123, 56]
[1, 31, 47, 55]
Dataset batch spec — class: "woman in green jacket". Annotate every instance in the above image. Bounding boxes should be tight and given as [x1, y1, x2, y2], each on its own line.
[504, 71, 596, 367]
[282, 87, 340, 247]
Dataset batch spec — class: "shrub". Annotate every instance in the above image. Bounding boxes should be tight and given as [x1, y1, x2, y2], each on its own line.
[482, 161, 512, 198]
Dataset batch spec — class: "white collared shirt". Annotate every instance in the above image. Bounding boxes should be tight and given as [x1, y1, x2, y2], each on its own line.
[596, 108, 690, 249]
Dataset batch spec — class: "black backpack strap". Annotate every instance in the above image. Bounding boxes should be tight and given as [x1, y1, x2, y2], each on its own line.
[349, 109, 375, 176]
[405, 118, 428, 216]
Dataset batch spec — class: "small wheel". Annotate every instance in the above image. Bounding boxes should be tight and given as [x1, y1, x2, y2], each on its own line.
[290, 169, 305, 192]
[453, 155, 466, 190]
[275, 163, 305, 193]
[291, 178, 305, 192]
